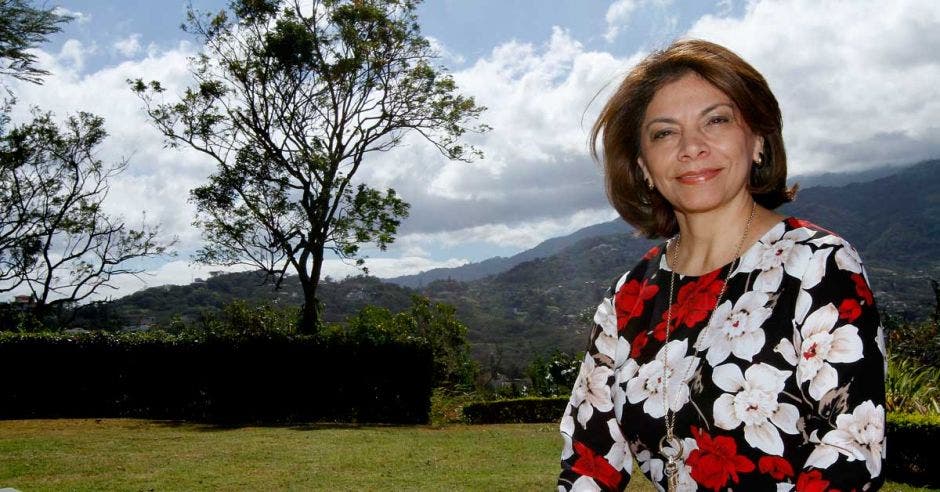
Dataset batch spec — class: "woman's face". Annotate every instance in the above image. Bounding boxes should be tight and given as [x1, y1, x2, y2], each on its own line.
[637, 72, 763, 217]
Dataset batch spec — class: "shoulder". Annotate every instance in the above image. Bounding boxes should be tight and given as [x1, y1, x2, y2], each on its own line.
[609, 243, 665, 294]
[738, 217, 865, 292]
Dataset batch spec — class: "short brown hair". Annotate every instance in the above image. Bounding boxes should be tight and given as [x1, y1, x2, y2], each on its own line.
[591, 39, 795, 238]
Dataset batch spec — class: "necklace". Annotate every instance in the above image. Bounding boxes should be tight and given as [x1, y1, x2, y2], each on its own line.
[658, 201, 757, 492]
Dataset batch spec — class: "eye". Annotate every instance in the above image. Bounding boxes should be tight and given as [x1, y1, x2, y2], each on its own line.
[708, 115, 731, 125]
[652, 129, 674, 140]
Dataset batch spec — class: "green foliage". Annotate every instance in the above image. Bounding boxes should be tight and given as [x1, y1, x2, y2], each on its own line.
[525, 350, 581, 397]
[332, 295, 477, 390]
[886, 412, 940, 487]
[0, 0, 71, 83]
[0, 329, 433, 423]
[885, 355, 940, 414]
[462, 396, 568, 424]
[885, 311, 940, 367]
[191, 299, 299, 338]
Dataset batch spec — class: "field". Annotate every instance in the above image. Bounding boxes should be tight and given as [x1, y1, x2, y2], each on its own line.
[0, 419, 932, 491]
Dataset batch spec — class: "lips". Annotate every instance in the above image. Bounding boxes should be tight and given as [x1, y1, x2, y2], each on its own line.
[676, 168, 722, 184]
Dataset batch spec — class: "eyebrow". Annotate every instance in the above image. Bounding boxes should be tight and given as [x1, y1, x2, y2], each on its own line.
[644, 102, 735, 130]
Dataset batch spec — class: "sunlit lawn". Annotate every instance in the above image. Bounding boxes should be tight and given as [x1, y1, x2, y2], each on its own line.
[0, 419, 933, 491]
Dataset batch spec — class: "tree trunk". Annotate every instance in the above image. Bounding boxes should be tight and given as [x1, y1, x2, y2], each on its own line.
[298, 251, 325, 335]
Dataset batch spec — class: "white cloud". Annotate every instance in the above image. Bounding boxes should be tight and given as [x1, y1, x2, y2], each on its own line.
[605, 0, 639, 42]
[426, 36, 465, 65]
[113, 34, 142, 58]
[56, 39, 94, 72]
[687, 0, 940, 173]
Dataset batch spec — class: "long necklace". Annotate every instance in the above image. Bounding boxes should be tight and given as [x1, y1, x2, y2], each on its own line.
[658, 201, 757, 492]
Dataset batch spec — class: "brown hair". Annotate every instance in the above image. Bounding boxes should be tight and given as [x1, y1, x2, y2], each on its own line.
[591, 39, 795, 238]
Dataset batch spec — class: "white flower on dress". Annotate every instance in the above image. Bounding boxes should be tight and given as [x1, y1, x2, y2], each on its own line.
[626, 339, 699, 418]
[569, 476, 602, 492]
[804, 400, 886, 478]
[570, 353, 614, 427]
[560, 414, 575, 460]
[636, 449, 664, 484]
[604, 418, 633, 474]
[712, 362, 799, 455]
[613, 337, 638, 422]
[695, 291, 772, 366]
[593, 298, 618, 359]
[734, 222, 815, 292]
[774, 303, 864, 400]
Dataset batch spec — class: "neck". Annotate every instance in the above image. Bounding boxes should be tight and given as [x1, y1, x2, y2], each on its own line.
[671, 196, 779, 276]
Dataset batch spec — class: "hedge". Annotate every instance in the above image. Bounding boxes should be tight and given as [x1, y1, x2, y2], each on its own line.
[0, 331, 433, 424]
[465, 397, 938, 487]
[463, 396, 568, 424]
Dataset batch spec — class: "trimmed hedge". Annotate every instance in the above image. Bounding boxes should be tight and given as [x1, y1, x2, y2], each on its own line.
[0, 331, 433, 424]
[465, 398, 938, 487]
[885, 412, 939, 487]
[463, 396, 568, 424]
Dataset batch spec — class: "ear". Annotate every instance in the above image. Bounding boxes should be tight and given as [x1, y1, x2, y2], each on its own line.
[752, 136, 765, 162]
[637, 156, 651, 182]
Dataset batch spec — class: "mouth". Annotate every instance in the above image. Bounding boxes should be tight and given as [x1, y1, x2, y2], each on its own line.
[676, 168, 722, 184]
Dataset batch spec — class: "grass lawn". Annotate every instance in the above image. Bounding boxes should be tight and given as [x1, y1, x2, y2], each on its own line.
[0, 419, 933, 491]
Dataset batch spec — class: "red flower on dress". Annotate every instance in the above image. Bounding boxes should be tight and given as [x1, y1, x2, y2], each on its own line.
[615, 279, 659, 331]
[786, 217, 814, 229]
[851, 273, 874, 305]
[652, 270, 723, 341]
[758, 455, 794, 481]
[630, 330, 649, 358]
[795, 470, 830, 492]
[686, 426, 755, 492]
[787, 218, 835, 236]
[571, 441, 621, 490]
[838, 298, 862, 322]
[643, 246, 661, 260]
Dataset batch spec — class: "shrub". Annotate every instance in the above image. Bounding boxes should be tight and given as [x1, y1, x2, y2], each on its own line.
[0, 330, 433, 424]
[885, 355, 940, 413]
[525, 351, 581, 397]
[886, 412, 940, 488]
[462, 396, 568, 424]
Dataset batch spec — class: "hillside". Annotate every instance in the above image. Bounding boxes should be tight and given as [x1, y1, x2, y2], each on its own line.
[105, 160, 940, 371]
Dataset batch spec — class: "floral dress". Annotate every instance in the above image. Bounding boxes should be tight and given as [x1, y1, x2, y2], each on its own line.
[558, 218, 886, 492]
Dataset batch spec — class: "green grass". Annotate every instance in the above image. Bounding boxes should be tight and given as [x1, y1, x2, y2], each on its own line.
[0, 419, 933, 491]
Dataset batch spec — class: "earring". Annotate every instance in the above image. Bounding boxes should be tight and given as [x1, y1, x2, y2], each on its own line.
[646, 179, 655, 190]
[753, 153, 764, 168]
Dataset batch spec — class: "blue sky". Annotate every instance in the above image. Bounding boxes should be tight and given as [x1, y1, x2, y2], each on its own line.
[5, 0, 939, 300]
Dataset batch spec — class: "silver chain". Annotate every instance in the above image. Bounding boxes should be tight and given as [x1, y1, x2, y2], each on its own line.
[658, 201, 757, 492]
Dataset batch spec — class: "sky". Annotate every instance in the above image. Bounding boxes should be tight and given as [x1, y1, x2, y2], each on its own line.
[3, 0, 940, 301]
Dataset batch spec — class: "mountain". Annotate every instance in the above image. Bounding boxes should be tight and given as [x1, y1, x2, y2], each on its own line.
[103, 159, 940, 372]
[388, 219, 631, 287]
[387, 161, 923, 288]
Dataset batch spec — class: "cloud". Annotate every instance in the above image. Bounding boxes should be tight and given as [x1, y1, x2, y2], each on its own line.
[113, 34, 142, 58]
[55, 39, 94, 72]
[362, 27, 640, 241]
[605, 0, 639, 42]
[687, 0, 940, 172]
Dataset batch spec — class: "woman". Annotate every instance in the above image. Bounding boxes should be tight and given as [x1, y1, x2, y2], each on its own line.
[558, 39, 886, 492]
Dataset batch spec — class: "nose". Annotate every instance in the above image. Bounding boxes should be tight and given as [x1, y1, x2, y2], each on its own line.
[678, 130, 709, 161]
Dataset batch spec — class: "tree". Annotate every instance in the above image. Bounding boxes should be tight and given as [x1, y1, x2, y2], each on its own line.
[0, 0, 70, 84]
[131, 0, 487, 334]
[0, 110, 175, 324]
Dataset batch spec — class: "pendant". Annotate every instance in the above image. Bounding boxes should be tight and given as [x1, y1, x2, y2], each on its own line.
[659, 435, 683, 492]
